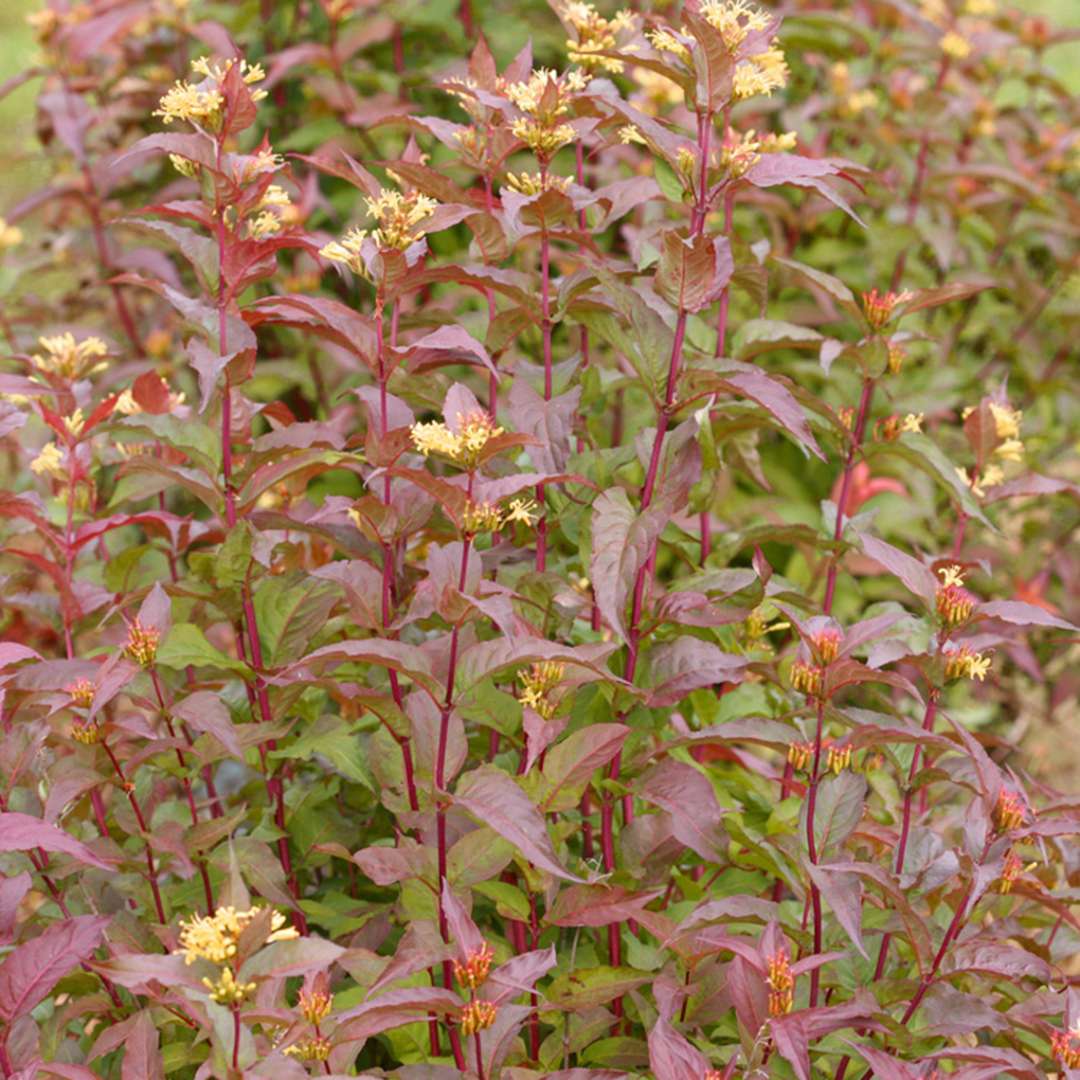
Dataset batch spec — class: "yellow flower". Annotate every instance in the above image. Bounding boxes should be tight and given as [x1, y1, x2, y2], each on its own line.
[298, 988, 332, 1024]
[506, 69, 587, 157]
[284, 1036, 331, 1061]
[563, 2, 636, 73]
[766, 947, 794, 1016]
[154, 81, 224, 126]
[699, 0, 772, 50]
[66, 679, 96, 709]
[789, 660, 823, 697]
[453, 942, 494, 991]
[940, 31, 971, 59]
[169, 153, 200, 178]
[176, 905, 298, 966]
[938, 564, 965, 589]
[618, 124, 646, 145]
[32, 333, 109, 380]
[965, 0, 995, 12]
[734, 44, 789, 100]
[0, 217, 22, 249]
[900, 412, 923, 434]
[646, 28, 690, 62]
[994, 438, 1024, 463]
[979, 464, 1004, 489]
[320, 226, 369, 276]
[125, 620, 161, 668]
[631, 67, 684, 114]
[155, 57, 266, 128]
[63, 409, 85, 438]
[31, 442, 66, 480]
[460, 1000, 497, 1036]
[410, 411, 504, 469]
[519, 661, 565, 720]
[505, 171, 571, 195]
[503, 497, 538, 525]
[944, 645, 991, 682]
[202, 965, 257, 1006]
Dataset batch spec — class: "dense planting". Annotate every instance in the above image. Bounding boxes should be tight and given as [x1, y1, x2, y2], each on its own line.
[0, 0, 1078, 1077]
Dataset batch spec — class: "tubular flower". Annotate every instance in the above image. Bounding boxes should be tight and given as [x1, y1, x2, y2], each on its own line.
[460, 1000, 498, 1036]
[811, 628, 842, 665]
[700, 0, 772, 49]
[505, 171, 571, 195]
[156, 57, 266, 128]
[563, 2, 637, 73]
[506, 68, 587, 157]
[284, 1036, 332, 1062]
[1052, 1027, 1080, 1070]
[900, 412, 923, 434]
[519, 661, 565, 720]
[647, 28, 691, 62]
[66, 679, 96, 710]
[862, 289, 913, 331]
[176, 905, 298, 966]
[787, 740, 814, 771]
[790, 660, 823, 697]
[319, 226, 368, 276]
[298, 988, 332, 1024]
[936, 565, 975, 626]
[734, 44, 789, 100]
[454, 943, 495, 991]
[992, 789, 1026, 834]
[410, 411, 503, 468]
[997, 850, 1035, 894]
[203, 966, 257, 1006]
[125, 620, 161, 668]
[30, 442, 67, 481]
[827, 744, 852, 775]
[766, 947, 794, 1016]
[994, 437, 1024, 463]
[988, 402, 1022, 440]
[364, 189, 438, 251]
[32, 333, 109, 380]
[887, 342, 908, 374]
[943, 644, 991, 682]
[71, 715, 103, 745]
[63, 409, 85, 438]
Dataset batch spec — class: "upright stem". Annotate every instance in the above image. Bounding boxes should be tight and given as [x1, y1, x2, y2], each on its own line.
[101, 740, 166, 924]
[535, 161, 554, 571]
[804, 699, 826, 1006]
[231, 1005, 241, 1071]
[601, 108, 716, 994]
[433, 504, 473, 1072]
[212, 139, 305, 932]
[823, 377, 875, 615]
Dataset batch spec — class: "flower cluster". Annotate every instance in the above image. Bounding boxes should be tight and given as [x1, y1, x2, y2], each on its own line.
[1051, 1026, 1080, 1069]
[284, 1036, 331, 1062]
[766, 947, 794, 1016]
[176, 906, 297, 1005]
[298, 987, 333, 1024]
[561, 2, 636, 73]
[410, 411, 503, 468]
[787, 740, 814, 772]
[321, 188, 438, 271]
[506, 68, 588, 157]
[519, 661, 565, 720]
[154, 57, 267, 128]
[943, 644, 991, 682]
[789, 660, 822, 697]
[463, 497, 537, 535]
[460, 999, 498, 1036]
[992, 789, 1026, 834]
[66, 678, 96, 710]
[125, 620, 161, 668]
[862, 289, 913, 331]
[720, 128, 797, 178]
[826, 744, 852, 775]
[30, 443, 67, 482]
[936, 565, 975, 627]
[31, 333, 108, 381]
[454, 943, 495, 991]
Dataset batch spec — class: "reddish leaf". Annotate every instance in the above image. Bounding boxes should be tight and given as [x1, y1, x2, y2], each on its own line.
[0, 813, 116, 871]
[0, 915, 110, 1021]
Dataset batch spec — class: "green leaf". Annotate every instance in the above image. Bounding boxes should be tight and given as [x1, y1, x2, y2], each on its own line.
[253, 572, 340, 668]
[156, 624, 251, 676]
[271, 715, 375, 791]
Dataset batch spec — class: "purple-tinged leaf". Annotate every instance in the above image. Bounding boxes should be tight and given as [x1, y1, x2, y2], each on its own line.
[647, 1015, 710, 1080]
[858, 534, 938, 607]
[547, 885, 663, 928]
[639, 759, 725, 861]
[806, 862, 867, 958]
[646, 639, 748, 706]
[454, 765, 582, 882]
[976, 600, 1075, 632]
[0, 915, 110, 1021]
[121, 1010, 163, 1080]
[0, 813, 116, 871]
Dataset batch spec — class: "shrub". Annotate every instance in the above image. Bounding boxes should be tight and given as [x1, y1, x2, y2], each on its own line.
[0, 0, 1077, 1077]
